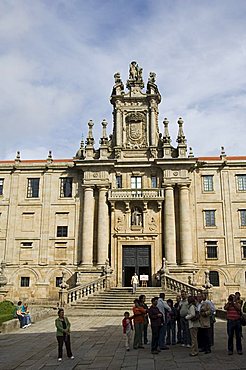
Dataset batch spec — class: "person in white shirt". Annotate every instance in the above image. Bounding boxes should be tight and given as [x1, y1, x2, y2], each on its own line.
[131, 273, 139, 294]
[157, 293, 171, 350]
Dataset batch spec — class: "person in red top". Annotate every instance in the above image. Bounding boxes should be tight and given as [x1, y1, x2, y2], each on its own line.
[132, 298, 146, 349]
[224, 294, 242, 355]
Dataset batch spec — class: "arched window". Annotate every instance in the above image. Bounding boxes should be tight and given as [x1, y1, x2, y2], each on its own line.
[209, 271, 219, 287]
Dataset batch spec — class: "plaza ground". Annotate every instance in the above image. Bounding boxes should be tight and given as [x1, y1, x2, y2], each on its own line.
[0, 316, 246, 370]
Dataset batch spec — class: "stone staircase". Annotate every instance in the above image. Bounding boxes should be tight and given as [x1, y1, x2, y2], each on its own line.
[67, 287, 177, 316]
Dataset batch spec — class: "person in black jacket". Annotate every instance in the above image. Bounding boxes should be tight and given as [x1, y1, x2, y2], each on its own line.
[148, 297, 163, 354]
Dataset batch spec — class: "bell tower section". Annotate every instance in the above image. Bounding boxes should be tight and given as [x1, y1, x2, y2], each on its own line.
[110, 61, 161, 159]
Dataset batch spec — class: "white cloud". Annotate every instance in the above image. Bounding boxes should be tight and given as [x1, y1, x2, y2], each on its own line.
[0, 0, 246, 159]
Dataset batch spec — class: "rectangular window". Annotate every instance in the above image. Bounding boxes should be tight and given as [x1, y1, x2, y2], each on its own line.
[204, 210, 216, 227]
[57, 226, 68, 237]
[27, 178, 40, 198]
[0, 179, 4, 195]
[240, 210, 246, 226]
[116, 175, 122, 189]
[60, 177, 72, 197]
[131, 176, 142, 197]
[21, 242, 33, 248]
[206, 241, 218, 259]
[203, 175, 214, 192]
[241, 241, 246, 259]
[237, 175, 246, 191]
[20, 277, 30, 287]
[56, 277, 63, 287]
[209, 271, 219, 287]
[151, 176, 157, 188]
[131, 176, 142, 189]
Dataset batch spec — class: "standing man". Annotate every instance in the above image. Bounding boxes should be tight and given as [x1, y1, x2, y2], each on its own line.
[157, 293, 171, 350]
[132, 298, 146, 349]
[148, 297, 163, 354]
[131, 272, 139, 294]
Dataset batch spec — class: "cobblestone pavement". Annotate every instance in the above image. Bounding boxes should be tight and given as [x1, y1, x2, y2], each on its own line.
[1, 316, 246, 370]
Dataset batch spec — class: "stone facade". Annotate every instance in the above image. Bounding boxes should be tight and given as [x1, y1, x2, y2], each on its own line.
[0, 62, 246, 304]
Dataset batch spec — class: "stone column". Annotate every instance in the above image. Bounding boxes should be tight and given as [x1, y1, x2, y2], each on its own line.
[179, 184, 193, 265]
[81, 187, 94, 265]
[164, 185, 176, 265]
[97, 187, 109, 265]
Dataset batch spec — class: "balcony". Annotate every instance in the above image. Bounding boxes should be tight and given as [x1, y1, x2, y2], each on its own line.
[108, 188, 164, 201]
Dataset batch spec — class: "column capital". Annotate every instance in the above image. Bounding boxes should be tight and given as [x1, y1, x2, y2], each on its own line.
[82, 184, 95, 190]
[178, 182, 191, 189]
[163, 183, 175, 189]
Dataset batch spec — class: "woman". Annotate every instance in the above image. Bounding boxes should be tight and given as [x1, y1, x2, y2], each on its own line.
[224, 294, 242, 355]
[185, 296, 200, 356]
[55, 308, 74, 361]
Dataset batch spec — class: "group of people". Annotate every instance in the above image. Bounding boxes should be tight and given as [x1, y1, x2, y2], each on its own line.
[122, 290, 245, 357]
[14, 301, 32, 329]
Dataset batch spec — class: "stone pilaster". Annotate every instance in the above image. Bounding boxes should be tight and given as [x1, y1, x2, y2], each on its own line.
[97, 187, 109, 265]
[179, 184, 193, 265]
[115, 103, 122, 147]
[150, 101, 156, 146]
[81, 186, 94, 265]
[164, 185, 176, 265]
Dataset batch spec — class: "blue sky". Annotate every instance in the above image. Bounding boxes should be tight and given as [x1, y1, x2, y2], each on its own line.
[1, 0, 246, 159]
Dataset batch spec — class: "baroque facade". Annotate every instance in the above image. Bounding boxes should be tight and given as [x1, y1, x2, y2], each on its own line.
[0, 62, 246, 304]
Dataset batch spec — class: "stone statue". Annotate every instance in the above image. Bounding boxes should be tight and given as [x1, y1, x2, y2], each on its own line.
[131, 207, 142, 226]
[59, 272, 68, 290]
[129, 61, 143, 82]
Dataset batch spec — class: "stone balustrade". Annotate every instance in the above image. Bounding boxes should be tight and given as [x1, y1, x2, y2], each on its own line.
[163, 274, 200, 296]
[108, 188, 164, 200]
[67, 276, 107, 303]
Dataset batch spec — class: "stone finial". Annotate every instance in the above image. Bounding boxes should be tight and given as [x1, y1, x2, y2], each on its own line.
[188, 147, 194, 158]
[86, 120, 95, 146]
[176, 117, 186, 144]
[75, 136, 85, 159]
[114, 72, 122, 84]
[100, 119, 108, 145]
[220, 146, 226, 158]
[15, 151, 21, 161]
[163, 118, 171, 144]
[47, 150, 53, 162]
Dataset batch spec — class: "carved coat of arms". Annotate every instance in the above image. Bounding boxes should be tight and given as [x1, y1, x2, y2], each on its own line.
[126, 112, 146, 147]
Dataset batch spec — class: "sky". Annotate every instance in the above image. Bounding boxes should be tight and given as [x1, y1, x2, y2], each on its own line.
[0, 0, 246, 160]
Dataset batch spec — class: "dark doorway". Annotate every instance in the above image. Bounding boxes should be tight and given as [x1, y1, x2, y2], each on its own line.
[122, 246, 151, 286]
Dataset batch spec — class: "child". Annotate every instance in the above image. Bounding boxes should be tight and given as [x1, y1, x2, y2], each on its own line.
[55, 308, 74, 361]
[166, 299, 177, 345]
[122, 311, 133, 351]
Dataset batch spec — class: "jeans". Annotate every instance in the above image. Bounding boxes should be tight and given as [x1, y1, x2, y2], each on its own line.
[17, 315, 27, 328]
[57, 334, 73, 358]
[176, 318, 181, 343]
[227, 319, 242, 353]
[132, 283, 137, 294]
[166, 320, 176, 344]
[180, 317, 191, 345]
[158, 323, 167, 348]
[143, 323, 148, 344]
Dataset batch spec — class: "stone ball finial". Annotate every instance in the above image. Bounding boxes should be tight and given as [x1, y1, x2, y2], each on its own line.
[163, 117, 169, 126]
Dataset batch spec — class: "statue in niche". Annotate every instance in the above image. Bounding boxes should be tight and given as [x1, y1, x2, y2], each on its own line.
[131, 207, 143, 226]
